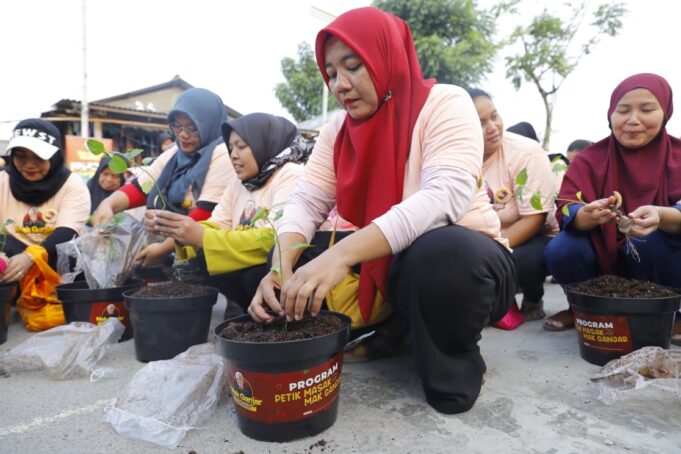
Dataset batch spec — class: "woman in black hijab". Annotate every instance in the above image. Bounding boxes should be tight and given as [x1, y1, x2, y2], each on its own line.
[87, 157, 125, 214]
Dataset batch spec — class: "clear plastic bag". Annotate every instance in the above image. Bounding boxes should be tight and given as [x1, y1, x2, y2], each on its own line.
[104, 343, 226, 448]
[590, 346, 681, 404]
[57, 213, 148, 288]
[0, 319, 124, 380]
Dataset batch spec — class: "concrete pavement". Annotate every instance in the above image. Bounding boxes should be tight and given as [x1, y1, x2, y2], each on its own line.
[0, 282, 679, 454]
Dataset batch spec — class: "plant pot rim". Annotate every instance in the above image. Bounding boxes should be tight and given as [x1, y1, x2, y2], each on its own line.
[565, 284, 681, 302]
[122, 285, 219, 302]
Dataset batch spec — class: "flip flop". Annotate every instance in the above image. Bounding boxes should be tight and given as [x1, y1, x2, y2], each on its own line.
[543, 309, 574, 332]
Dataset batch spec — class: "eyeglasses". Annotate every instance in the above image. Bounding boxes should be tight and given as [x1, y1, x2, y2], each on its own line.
[170, 123, 199, 136]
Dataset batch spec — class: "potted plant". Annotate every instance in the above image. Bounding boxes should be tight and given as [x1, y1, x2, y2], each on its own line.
[213, 207, 351, 442]
[0, 220, 17, 345]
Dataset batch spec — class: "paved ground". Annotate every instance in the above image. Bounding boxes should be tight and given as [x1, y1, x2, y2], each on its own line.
[0, 282, 679, 454]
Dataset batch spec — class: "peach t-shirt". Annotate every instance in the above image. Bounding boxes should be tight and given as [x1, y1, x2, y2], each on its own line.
[0, 172, 90, 245]
[209, 163, 304, 230]
[482, 132, 559, 236]
[302, 84, 506, 247]
[137, 143, 233, 210]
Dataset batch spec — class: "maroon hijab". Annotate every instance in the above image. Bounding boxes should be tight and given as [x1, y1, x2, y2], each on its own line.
[557, 73, 681, 273]
[314, 7, 435, 323]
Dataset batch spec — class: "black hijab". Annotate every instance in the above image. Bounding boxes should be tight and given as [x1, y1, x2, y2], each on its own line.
[507, 121, 539, 142]
[221, 113, 313, 191]
[87, 157, 125, 213]
[7, 119, 71, 206]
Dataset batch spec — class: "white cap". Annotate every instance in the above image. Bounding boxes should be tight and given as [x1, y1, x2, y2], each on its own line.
[3, 128, 60, 160]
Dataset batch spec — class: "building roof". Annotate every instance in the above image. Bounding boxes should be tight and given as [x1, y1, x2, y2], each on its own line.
[93, 74, 193, 105]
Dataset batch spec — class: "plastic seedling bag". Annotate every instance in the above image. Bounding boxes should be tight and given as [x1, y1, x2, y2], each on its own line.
[590, 346, 681, 404]
[57, 213, 148, 288]
[104, 343, 226, 448]
[0, 319, 124, 380]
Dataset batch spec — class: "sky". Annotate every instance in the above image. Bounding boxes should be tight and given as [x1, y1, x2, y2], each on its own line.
[0, 0, 679, 155]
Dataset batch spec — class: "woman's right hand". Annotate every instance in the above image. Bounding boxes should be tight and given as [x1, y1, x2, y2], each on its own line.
[575, 196, 618, 230]
[143, 209, 162, 234]
[248, 270, 287, 323]
[91, 201, 115, 227]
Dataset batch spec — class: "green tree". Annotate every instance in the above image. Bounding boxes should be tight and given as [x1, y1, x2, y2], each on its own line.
[504, 1, 627, 149]
[274, 42, 338, 123]
[374, 0, 504, 86]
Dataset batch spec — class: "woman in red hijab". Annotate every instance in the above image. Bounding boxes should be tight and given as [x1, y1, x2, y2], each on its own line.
[545, 73, 681, 335]
[248, 7, 517, 414]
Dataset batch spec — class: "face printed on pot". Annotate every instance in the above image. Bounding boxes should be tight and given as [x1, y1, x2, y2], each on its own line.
[98, 166, 122, 191]
[235, 371, 245, 388]
[228, 131, 259, 181]
[610, 88, 664, 149]
[12, 147, 51, 181]
[324, 36, 379, 121]
[169, 112, 201, 154]
[473, 96, 504, 161]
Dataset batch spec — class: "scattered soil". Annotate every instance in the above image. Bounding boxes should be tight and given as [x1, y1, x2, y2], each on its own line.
[130, 280, 212, 298]
[220, 314, 346, 342]
[571, 275, 679, 298]
[308, 439, 328, 451]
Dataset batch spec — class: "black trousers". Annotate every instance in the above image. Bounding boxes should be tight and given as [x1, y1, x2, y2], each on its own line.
[512, 234, 550, 303]
[205, 264, 268, 311]
[300, 225, 517, 414]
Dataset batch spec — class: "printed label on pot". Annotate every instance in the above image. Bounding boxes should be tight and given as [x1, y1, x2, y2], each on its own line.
[89, 301, 129, 327]
[574, 311, 632, 353]
[227, 354, 343, 424]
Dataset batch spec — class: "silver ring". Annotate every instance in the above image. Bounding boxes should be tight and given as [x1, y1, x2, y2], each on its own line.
[17, 271, 23, 276]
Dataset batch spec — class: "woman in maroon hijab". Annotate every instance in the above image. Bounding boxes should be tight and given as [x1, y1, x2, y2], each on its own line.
[544, 73, 681, 335]
[248, 7, 517, 413]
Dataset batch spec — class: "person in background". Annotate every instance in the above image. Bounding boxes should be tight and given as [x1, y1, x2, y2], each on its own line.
[0, 119, 90, 331]
[87, 157, 125, 214]
[249, 7, 516, 414]
[157, 131, 175, 154]
[544, 73, 681, 336]
[566, 139, 594, 162]
[91, 88, 235, 266]
[507, 121, 539, 142]
[469, 89, 558, 321]
[144, 113, 312, 316]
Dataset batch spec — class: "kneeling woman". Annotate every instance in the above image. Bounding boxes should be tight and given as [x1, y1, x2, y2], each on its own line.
[144, 113, 312, 312]
[249, 8, 517, 414]
[0, 119, 90, 331]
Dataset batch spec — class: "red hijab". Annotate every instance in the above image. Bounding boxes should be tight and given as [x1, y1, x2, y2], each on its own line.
[315, 7, 435, 322]
[557, 73, 681, 274]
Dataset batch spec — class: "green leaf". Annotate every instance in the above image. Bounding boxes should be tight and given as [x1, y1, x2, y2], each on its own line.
[515, 167, 528, 186]
[514, 186, 524, 202]
[271, 264, 282, 276]
[273, 209, 284, 221]
[126, 148, 144, 160]
[140, 181, 153, 194]
[290, 242, 313, 250]
[108, 153, 129, 174]
[530, 192, 543, 211]
[256, 235, 275, 243]
[576, 191, 584, 202]
[251, 207, 269, 226]
[142, 157, 155, 166]
[551, 161, 568, 173]
[561, 205, 570, 217]
[86, 139, 105, 155]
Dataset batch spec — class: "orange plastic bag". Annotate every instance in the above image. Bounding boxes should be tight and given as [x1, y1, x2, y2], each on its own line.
[16, 245, 65, 332]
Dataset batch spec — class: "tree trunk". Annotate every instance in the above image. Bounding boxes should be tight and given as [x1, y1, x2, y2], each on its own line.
[541, 94, 553, 150]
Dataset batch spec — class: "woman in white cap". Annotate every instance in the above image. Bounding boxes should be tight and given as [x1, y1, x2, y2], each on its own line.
[0, 118, 90, 330]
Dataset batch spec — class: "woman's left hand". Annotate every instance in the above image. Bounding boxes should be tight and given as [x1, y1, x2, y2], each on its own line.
[279, 248, 350, 322]
[628, 205, 661, 238]
[0, 252, 34, 284]
[146, 211, 204, 248]
[135, 243, 168, 268]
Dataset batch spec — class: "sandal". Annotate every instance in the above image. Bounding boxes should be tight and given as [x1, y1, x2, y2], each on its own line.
[672, 318, 681, 347]
[543, 309, 574, 332]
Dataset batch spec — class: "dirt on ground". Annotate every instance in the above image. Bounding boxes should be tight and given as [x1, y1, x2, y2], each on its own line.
[220, 314, 346, 342]
[570, 275, 679, 298]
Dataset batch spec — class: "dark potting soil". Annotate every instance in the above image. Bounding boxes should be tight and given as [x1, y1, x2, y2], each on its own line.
[130, 280, 212, 298]
[571, 275, 679, 298]
[220, 314, 346, 342]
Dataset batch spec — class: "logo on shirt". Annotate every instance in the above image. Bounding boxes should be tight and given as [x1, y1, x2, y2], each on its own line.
[13, 207, 57, 240]
[239, 200, 258, 227]
[484, 181, 509, 211]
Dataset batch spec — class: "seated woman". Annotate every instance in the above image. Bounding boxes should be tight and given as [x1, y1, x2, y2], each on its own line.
[87, 157, 125, 214]
[468, 89, 558, 321]
[249, 7, 516, 414]
[544, 73, 681, 336]
[0, 119, 90, 331]
[91, 88, 234, 266]
[143, 112, 312, 314]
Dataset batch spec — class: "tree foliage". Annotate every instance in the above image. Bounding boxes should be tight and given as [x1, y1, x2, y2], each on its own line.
[504, 1, 627, 148]
[274, 42, 337, 123]
[374, 0, 504, 86]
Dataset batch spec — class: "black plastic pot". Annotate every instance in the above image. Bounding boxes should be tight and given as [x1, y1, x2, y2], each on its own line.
[0, 283, 18, 345]
[56, 279, 143, 342]
[123, 286, 218, 362]
[567, 286, 681, 366]
[133, 265, 170, 286]
[214, 311, 351, 442]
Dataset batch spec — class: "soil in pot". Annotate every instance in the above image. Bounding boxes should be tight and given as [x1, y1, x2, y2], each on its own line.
[567, 275, 681, 366]
[214, 312, 351, 443]
[124, 281, 218, 362]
